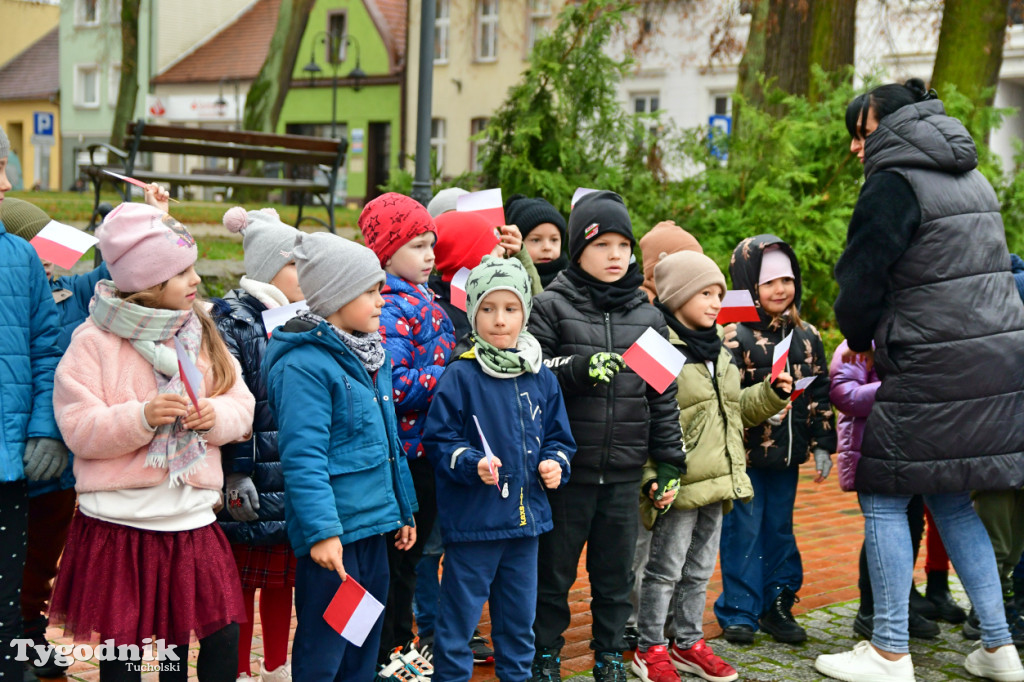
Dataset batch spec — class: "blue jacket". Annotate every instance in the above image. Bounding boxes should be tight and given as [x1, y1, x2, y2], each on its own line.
[29, 263, 110, 497]
[0, 221, 63, 482]
[422, 349, 575, 544]
[212, 291, 287, 546]
[379, 273, 456, 461]
[263, 317, 418, 556]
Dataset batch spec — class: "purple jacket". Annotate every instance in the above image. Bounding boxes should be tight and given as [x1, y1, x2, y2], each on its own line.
[829, 340, 880, 492]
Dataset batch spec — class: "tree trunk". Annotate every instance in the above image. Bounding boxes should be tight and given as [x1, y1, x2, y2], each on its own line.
[242, 0, 317, 133]
[931, 0, 1008, 110]
[808, 0, 856, 100]
[762, 0, 814, 99]
[110, 0, 141, 149]
[733, 0, 769, 136]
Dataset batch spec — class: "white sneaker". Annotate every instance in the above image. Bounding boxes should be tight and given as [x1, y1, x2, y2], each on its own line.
[966, 644, 1024, 681]
[260, 662, 291, 681]
[814, 640, 915, 682]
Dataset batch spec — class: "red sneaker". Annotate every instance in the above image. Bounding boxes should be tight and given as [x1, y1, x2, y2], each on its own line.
[669, 639, 738, 682]
[630, 645, 681, 682]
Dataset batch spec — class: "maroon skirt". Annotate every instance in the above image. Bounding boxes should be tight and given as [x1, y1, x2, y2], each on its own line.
[230, 542, 297, 591]
[49, 511, 246, 646]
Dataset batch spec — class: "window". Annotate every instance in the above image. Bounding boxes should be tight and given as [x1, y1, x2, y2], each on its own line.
[470, 117, 489, 171]
[434, 0, 450, 63]
[327, 12, 347, 64]
[109, 63, 121, 108]
[75, 65, 100, 108]
[77, 0, 99, 25]
[109, 0, 121, 22]
[633, 93, 660, 114]
[713, 94, 732, 116]
[430, 118, 446, 175]
[476, 0, 499, 62]
[528, 0, 552, 52]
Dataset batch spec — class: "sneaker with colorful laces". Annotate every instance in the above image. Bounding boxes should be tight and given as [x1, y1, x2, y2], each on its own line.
[470, 630, 495, 664]
[669, 639, 738, 682]
[375, 658, 420, 682]
[397, 641, 434, 678]
[631, 645, 681, 682]
[592, 651, 628, 682]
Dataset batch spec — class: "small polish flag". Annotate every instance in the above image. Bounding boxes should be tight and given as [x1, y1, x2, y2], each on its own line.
[571, 187, 598, 208]
[472, 415, 502, 493]
[716, 290, 760, 324]
[622, 327, 687, 394]
[29, 221, 99, 270]
[261, 299, 307, 338]
[323, 577, 385, 647]
[450, 267, 471, 312]
[771, 331, 794, 383]
[457, 188, 505, 227]
[790, 375, 816, 401]
[584, 222, 600, 240]
[173, 337, 203, 411]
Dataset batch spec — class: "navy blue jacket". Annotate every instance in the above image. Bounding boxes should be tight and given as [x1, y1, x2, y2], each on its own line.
[263, 317, 418, 556]
[212, 291, 286, 546]
[422, 348, 575, 543]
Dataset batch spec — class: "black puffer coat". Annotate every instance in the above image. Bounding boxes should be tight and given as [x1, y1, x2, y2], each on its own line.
[529, 272, 685, 484]
[212, 291, 287, 546]
[840, 100, 1024, 495]
[729, 235, 836, 470]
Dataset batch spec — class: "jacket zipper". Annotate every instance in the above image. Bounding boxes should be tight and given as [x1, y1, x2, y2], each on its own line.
[513, 377, 536, 530]
[600, 312, 614, 484]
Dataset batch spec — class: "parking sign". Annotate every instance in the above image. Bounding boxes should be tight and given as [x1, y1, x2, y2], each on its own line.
[33, 112, 54, 137]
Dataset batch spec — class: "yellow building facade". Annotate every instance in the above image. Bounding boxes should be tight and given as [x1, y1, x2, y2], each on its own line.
[0, 99, 61, 190]
[0, 0, 59, 67]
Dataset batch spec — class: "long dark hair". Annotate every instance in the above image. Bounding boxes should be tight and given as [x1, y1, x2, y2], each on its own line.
[845, 78, 937, 139]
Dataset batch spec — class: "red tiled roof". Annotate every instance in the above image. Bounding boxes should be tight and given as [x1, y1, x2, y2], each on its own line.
[152, 0, 281, 85]
[0, 27, 59, 101]
[368, 0, 407, 70]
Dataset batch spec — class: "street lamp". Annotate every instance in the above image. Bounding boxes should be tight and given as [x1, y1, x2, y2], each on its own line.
[302, 32, 366, 139]
[215, 76, 241, 129]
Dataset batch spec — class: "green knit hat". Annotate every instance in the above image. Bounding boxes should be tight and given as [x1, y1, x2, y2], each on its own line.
[466, 255, 532, 332]
[1, 198, 50, 240]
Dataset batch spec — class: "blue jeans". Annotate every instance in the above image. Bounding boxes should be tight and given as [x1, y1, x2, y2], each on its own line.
[861, 491, 1013, 653]
[714, 466, 802, 629]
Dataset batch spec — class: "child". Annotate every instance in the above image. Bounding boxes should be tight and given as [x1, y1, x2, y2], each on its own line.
[422, 255, 575, 682]
[631, 251, 791, 682]
[358, 192, 455, 668]
[504, 194, 568, 288]
[0, 125, 64, 682]
[262, 231, 418, 681]
[429, 209, 502, 340]
[713, 235, 835, 645]
[49, 201, 256, 680]
[529, 190, 685, 682]
[214, 206, 303, 681]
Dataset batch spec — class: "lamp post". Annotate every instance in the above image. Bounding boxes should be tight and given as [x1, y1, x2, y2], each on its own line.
[410, 0, 436, 206]
[214, 76, 241, 129]
[303, 32, 366, 140]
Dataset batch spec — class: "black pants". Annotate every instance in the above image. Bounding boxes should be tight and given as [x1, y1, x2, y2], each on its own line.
[534, 480, 639, 653]
[98, 623, 239, 681]
[0, 481, 28, 681]
[858, 493, 925, 613]
[379, 456, 437, 661]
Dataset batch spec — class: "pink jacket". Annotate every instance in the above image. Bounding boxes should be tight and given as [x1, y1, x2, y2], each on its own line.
[54, 319, 255, 493]
[828, 340, 879, 492]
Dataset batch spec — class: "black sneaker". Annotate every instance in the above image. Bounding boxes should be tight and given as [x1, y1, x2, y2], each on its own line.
[721, 624, 756, 644]
[530, 648, 561, 682]
[909, 585, 940, 621]
[759, 588, 807, 644]
[21, 623, 68, 680]
[470, 629, 494, 664]
[1011, 612, 1024, 647]
[853, 609, 873, 639]
[592, 651, 627, 682]
[909, 609, 940, 639]
[963, 606, 981, 640]
[925, 586, 968, 623]
[623, 625, 640, 651]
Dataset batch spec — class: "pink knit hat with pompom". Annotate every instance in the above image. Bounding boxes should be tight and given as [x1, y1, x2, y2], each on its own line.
[223, 206, 299, 284]
[97, 202, 198, 293]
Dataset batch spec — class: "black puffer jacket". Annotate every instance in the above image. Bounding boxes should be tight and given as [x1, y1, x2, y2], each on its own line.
[529, 272, 685, 484]
[212, 291, 287, 546]
[729, 235, 836, 470]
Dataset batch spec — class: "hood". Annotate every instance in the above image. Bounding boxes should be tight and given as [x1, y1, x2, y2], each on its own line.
[728, 234, 802, 330]
[864, 100, 978, 179]
[263, 316, 353, 370]
[383, 272, 433, 300]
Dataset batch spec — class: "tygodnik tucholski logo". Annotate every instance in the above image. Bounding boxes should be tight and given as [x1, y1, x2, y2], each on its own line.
[11, 638, 181, 672]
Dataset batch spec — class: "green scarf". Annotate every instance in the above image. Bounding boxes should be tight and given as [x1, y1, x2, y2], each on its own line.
[468, 331, 544, 378]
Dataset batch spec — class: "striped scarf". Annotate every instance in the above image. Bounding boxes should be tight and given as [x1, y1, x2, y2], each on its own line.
[90, 280, 207, 485]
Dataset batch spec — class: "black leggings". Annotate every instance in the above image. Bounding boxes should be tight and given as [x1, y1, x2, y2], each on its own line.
[858, 494, 925, 613]
[98, 623, 239, 682]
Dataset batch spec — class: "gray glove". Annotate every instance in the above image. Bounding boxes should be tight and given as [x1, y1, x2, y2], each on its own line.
[23, 437, 68, 482]
[225, 473, 260, 522]
[813, 448, 833, 480]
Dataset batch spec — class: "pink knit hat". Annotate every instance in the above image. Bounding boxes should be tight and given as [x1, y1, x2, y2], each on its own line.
[97, 202, 198, 293]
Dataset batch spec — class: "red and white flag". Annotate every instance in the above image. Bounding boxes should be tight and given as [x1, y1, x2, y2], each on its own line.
[771, 331, 793, 383]
[472, 415, 502, 493]
[450, 267, 471, 312]
[716, 290, 760, 324]
[571, 187, 598, 208]
[323, 577, 385, 647]
[622, 327, 687, 394]
[790, 375, 816, 401]
[457, 188, 505, 227]
[29, 221, 99, 270]
[102, 169, 149, 190]
[173, 337, 203, 411]
[261, 300, 307, 338]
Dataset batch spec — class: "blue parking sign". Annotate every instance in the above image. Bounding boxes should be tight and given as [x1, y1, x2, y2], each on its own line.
[33, 112, 54, 137]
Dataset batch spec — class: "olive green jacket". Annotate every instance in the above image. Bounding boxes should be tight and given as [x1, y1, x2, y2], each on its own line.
[640, 329, 787, 529]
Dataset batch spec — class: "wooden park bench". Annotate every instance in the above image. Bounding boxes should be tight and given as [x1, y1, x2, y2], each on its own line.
[85, 121, 348, 232]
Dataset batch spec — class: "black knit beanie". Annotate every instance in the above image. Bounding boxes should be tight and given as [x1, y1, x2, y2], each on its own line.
[505, 195, 567, 240]
[567, 190, 634, 263]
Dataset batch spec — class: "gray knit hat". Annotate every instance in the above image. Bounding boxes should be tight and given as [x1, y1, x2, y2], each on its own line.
[655, 250, 727, 314]
[293, 232, 385, 317]
[223, 206, 300, 284]
[466, 255, 532, 332]
[426, 187, 469, 218]
[0, 126, 9, 160]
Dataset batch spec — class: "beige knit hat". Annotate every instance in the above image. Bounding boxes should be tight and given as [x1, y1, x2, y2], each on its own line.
[654, 250, 726, 313]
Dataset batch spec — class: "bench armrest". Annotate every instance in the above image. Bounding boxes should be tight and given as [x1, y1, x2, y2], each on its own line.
[87, 142, 129, 166]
